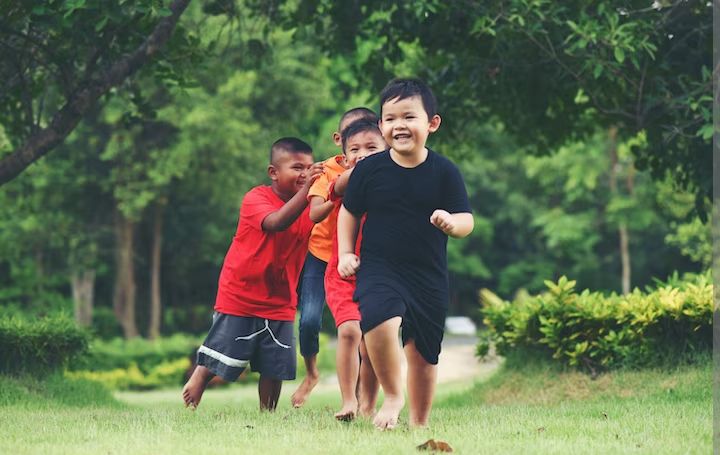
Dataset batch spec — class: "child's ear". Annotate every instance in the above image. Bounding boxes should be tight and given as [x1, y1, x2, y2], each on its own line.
[332, 131, 342, 147]
[268, 164, 278, 181]
[428, 114, 442, 133]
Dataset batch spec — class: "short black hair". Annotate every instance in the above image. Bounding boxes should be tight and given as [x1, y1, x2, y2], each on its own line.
[338, 107, 378, 132]
[341, 119, 384, 153]
[379, 78, 437, 119]
[270, 137, 312, 163]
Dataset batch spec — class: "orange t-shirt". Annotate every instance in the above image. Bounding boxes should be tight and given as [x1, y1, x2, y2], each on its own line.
[307, 155, 347, 262]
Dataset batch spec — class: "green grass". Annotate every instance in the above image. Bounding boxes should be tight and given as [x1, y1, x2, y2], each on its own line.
[0, 362, 711, 454]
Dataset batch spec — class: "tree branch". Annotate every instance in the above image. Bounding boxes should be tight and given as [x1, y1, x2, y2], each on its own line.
[0, 0, 192, 186]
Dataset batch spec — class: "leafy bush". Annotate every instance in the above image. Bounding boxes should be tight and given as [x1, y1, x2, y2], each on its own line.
[0, 315, 89, 376]
[66, 358, 191, 390]
[68, 330, 337, 390]
[479, 271, 712, 371]
[71, 333, 203, 373]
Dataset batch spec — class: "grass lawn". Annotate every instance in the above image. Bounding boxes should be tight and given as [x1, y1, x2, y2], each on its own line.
[0, 361, 710, 454]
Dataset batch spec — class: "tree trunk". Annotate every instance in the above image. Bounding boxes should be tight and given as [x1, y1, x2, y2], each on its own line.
[113, 211, 139, 338]
[148, 199, 166, 340]
[71, 269, 96, 327]
[619, 225, 631, 295]
[608, 127, 631, 294]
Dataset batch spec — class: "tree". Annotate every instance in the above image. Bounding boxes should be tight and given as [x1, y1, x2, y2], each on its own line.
[290, 0, 712, 213]
[0, 0, 194, 185]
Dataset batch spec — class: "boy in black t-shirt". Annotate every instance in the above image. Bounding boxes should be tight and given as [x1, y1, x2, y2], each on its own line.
[337, 78, 474, 430]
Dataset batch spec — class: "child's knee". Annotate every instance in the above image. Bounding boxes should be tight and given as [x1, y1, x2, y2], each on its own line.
[337, 323, 362, 344]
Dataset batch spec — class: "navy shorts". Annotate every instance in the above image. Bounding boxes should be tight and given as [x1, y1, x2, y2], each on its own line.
[357, 284, 447, 365]
[197, 312, 296, 381]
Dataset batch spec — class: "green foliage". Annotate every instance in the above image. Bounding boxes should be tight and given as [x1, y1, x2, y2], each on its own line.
[480, 272, 712, 371]
[72, 333, 202, 373]
[1, 1, 201, 148]
[66, 358, 190, 390]
[664, 216, 712, 268]
[0, 315, 89, 376]
[67, 333, 202, 390]
[292, 0, 712, 211]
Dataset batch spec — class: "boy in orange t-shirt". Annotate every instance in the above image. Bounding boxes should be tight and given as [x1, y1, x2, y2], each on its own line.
[182, 137, 323, 411]
[291, 108, 379, 407]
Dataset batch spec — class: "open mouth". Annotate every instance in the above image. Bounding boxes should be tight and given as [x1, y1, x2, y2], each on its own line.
[393, 133, 411, 141]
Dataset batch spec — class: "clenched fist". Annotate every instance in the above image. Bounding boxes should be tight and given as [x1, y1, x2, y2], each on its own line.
[337, 253, 360, 278]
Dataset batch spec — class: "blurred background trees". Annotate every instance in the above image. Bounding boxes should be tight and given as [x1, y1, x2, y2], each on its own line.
[0, 0, 710, 338]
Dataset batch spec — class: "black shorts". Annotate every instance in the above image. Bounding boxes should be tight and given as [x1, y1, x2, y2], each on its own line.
[197, 312, 296, 381]
[357, 284, 447, 365]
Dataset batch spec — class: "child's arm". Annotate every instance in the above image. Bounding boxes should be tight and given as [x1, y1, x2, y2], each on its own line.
[430, 210, 474, 238]
[331, 168, 354, 198]
[309, 196, 336, 223]
[337, 205, 361, 278]
[262, 163, 324, 232]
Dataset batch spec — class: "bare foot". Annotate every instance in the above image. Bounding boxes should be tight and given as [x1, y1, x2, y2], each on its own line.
[373, 396, 404, 430]
[334, 400, 358, 422]
[358, 405, 376, 419]
[291, 372, 319, 408]
[182, 365, 214, 410]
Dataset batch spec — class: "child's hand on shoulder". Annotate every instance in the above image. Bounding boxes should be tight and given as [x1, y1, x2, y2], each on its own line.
[430, 209, 456, 235]
[303, 162, 325, 190]
[337, 253, 360, 278]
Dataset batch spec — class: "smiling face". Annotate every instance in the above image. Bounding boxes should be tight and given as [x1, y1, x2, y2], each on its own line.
[343, 130, 387, 168]
[379, 95, 441, 157]
[268, 150, 314, 200]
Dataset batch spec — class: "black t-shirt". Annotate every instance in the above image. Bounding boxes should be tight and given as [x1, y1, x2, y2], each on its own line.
[343, 149, 471, 307]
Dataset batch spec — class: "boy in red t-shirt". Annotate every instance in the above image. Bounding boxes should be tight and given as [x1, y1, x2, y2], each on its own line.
[182, 137, 324, 411]
[322, 119, 386, 421]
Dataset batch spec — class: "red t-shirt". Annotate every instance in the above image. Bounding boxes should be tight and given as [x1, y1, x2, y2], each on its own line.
[214, 185, 314, 321]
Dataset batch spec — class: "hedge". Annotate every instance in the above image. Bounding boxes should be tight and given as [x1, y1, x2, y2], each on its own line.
[479, 271, 712, 371]
[0, 315, 89, 376]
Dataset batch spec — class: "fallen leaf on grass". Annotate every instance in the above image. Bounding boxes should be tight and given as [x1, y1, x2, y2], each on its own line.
[417, 439, 453, 452]
[537, 427, 545, 433]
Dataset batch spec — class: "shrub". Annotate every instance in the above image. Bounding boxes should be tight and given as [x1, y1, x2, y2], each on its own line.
[480, 271, 712, 371]
[0, 315, 89, 376]
[71, 333, 203, 373]
[66, 357, 191, 390]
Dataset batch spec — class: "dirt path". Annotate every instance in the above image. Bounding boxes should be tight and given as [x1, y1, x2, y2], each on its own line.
[320, 335, 500, 388]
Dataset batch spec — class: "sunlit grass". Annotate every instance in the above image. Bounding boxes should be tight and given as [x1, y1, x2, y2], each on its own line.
[0, 362, 711, 454]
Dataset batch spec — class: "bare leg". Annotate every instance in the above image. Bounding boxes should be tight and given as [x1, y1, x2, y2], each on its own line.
[291, 354, 320, 408]
[181, 365, 215, 409]
[404, 339, 437, 428]
[357, 338, 379, 418]
[334, 321, 362, 421]
[363, 317, 405, 430]
[259, 376, 283, 411]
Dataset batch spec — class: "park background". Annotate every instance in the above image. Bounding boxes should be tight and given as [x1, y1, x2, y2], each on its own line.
[0, 1, 713, 454]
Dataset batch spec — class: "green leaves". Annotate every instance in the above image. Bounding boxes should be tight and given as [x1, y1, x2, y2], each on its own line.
[480, 271, 713, 370]
[613, 47, 625, 63]
[0, 315, 89, 376]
